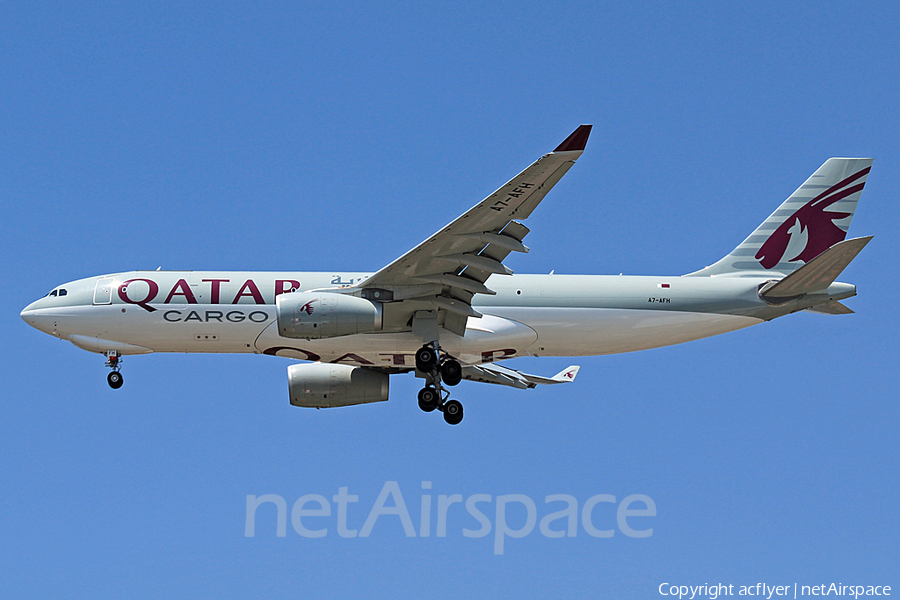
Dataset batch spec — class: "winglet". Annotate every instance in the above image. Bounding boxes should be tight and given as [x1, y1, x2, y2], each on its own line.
[554, 125, 592, 152]
[552, 365, 580, 382]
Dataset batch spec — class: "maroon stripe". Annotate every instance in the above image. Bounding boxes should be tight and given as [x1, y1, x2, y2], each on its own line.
[808, 167, 870, 207]
[811, 181, 866, 211]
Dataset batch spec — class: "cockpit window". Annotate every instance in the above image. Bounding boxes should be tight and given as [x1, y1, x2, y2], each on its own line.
[58, 289, 67, 296]
[49, 290, 58, 297]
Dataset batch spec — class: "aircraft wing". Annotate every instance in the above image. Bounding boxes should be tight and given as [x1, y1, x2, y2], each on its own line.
[462, 363, 581, 389]
[353, 125, 592, 336]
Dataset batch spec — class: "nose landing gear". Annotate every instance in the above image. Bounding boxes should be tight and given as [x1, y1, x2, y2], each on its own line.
[415, 342, 465, 425]
[105, 351, 123, 389]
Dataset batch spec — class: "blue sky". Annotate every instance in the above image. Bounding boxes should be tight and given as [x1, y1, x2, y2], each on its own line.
[2, 1, 898, 597]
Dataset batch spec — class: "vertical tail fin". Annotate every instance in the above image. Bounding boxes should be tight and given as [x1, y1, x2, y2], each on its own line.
[687, 158, 873, 277]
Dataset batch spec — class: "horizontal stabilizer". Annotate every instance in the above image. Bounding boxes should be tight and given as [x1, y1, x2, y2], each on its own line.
[805, 301, 854, 315]
[759, 236, 872, 299]
[462, 363, 580, 390]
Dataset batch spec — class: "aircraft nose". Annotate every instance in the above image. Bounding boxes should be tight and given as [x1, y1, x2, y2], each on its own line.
[20, 301, 52, 333]
[20, 305, 37, 327]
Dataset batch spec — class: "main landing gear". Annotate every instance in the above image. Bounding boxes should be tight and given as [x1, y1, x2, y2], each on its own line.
[415, 343, 464, 425]
[105, 351, 123, 389]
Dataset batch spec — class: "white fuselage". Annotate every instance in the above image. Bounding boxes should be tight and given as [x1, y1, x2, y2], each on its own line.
[18, 269, 829, 368]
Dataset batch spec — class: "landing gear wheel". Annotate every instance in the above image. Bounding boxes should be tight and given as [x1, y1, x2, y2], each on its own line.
[415, 346, 438, 372]
[441, 359, 462, 386]
[443, 399, 463, 425]
[417, 386, 439, 412]
[107, 371, 123, 389]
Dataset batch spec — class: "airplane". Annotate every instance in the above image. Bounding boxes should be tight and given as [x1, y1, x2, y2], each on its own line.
[20, 125, 874, 425]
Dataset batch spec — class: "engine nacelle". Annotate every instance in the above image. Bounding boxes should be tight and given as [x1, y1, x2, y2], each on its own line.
[288, 363, 389, 408]
[276, 292, 382, 339]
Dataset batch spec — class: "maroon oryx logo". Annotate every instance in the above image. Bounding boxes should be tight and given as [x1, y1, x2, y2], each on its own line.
[755, 167, 869, 269]
[299, 300, 316, 315]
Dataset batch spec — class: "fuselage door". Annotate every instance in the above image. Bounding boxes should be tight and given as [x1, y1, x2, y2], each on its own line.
[93, 278, 115, 305]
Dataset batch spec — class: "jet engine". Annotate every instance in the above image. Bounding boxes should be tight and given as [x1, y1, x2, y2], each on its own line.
[276, 292, 382, 339]
[288, 363, 389, 408]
